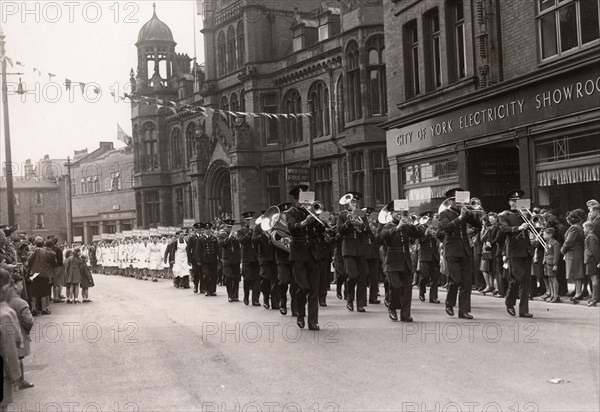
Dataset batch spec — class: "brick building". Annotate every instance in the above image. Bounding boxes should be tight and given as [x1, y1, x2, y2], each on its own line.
[130, 0, 390, 227]
[0, 176, 68, 241]
[383, 0, 600, 213]
[69, 142, 136, 243]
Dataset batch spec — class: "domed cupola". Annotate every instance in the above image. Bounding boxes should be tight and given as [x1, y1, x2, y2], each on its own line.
[137, 3, 175, 44]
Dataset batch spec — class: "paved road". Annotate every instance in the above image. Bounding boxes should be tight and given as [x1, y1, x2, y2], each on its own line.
[10, 275, 600, 412]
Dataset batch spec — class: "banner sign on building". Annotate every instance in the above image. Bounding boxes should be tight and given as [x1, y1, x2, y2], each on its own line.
[73, 236, 82, 242]
[183, 219, 195, 228]
[286, 167, 311, 185]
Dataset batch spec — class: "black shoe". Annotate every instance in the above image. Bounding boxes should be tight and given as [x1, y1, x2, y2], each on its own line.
[297, 316, 305, 329]
[568, 290, 576, 298]
[193, 286, 198, 294]
[280, 307, 288, 315]
[292, 311, 299, 317]
[384, 299, 389, 308]
[319, 302, 327, 307]
[263, 302, 270, 309]
[429, 298, 440, 304]
[587, 299, 598, 307]
[506, 306, 516, 317]
[346, 302, 354, 312]
[228, 297, 233, 302]
[174, 284, 179, 289]
[210, 293, 217, 297]
[18, 381, 34, 390]
[336, 292, 342, 300]
[243, 298, 249, 305]
[458, 312, 473, 320]
[581, 290, 589, 298]
[419, 294, 425, 302]
[446, 306, 454, 317]
[369, 299, 381, 304]
[205, 292, 210, 297]
[234, 298, 240, 302]
[357, 306, 366, 313]
[252, 302, 261, 307]
[519, 313, 533, 318]
[388, 308, 398, 321]
[401, 317, 413, 322]
[271, 304, 280, 310]
[308, 323, 319, 331]
[572, 295, 584, 302]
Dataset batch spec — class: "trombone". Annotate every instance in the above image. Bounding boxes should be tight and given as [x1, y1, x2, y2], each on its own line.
[302, 201, 327, 227]
[518, 208, 548, 251]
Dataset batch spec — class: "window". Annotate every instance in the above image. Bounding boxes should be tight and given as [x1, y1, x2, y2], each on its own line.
[314, 164, 333, 210]
[133, 125, 140, 173]
[319, 25, 329, 42]
[110, 172, 122, 191]
[136, 192, 142, 226]
[336, 75, 345, 132]
[185, 185, 193, 219]
[143, 123, 159, 171]
[346, 41, 362, 121]
[186, 123, 196, 166]
[71, 182, 77, 196]
[14, 214, 19, 230]
[35, 213, 44, 229]
[366, 35, 387, 116]
[230, 93, 239, 113]
[283, 89, 303, 144]
[171, 128, 183, 169]
[35, 191, 44, 205]
[144, 191, 160, 226]
[372, 151, 391, 206]
[537, 0, 600, 61]
[237, 21, 245, 68]
[239, 89, 246, 113]
[294, 37, 303, 52]
[217, 31, 227, 76]
[535, 132, 600, 163]
[94, 177, 100, 193]
[14, 193, 19, 205]
[402, 159, 459, 185]
[221, 96, 230, 127]
[404, 20, 421, 98]
[349, 152, 364, 195]
[266, 171, 281, 206]
[81, 180, 88, 195]
[227, 25, 237, 72]
[309, 81, 330, 139]
[262, 94, 279, 146]
[175, 188, 184, 225]
[425, 8, 442, 90]
[446, 0, 466, 81]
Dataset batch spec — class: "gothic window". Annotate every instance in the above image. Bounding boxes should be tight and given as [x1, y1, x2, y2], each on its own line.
[227, 25, 237, 72]
[171, 128, 183, 170]
[283, 89, 303, 144]
[346, 41, 362, 121]
[143, 122, 159, 171]
[217, 31, 226, 76]
[133, 125, 140, 172]
[309, 81, 330, 139]
[186, 122, 196, 166]
[366, 35, 387, 116]
[237, 21, 245, 68]
[221, 96, 230, 127]
[336, 75, 345, 132]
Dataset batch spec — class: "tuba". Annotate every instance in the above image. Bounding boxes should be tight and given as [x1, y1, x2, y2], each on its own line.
[378, 203, 394, 225]
[340, 193, 366, 231]
[261, 206, 292, 252]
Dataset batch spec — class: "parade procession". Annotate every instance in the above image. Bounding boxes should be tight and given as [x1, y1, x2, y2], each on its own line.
[1, 0, 599, 411]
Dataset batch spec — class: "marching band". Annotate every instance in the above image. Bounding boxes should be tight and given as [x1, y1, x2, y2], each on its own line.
[89, 185, 600, 328]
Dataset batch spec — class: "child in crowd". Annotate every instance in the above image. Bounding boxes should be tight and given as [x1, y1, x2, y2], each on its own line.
[583, 222, 599, 307]
[80, 255, 95, 303]
[64, 248, 84, 304]
[543, 227, 561, 303]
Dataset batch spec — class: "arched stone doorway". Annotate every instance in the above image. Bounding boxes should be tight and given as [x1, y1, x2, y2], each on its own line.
[206, 161, 232, 220]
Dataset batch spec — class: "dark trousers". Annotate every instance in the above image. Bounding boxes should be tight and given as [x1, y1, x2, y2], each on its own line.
[388, 271, 413, 320]
[344, 255, 367, 307]
[446, 256, 473, 314]
[242, 262, 260, 304]
[278, 263, 297, 313]
[557, 258, 568, 296]
[292, 258, 319, 325]
[260, 261, 279, 308]
[419, 261, 440, 300]
[203, 262, 218, 294]
[334, 258, 347, 299]
[384, 274, 390, 304]
[318, 259, 330, 304]
[191, 263, 201, 288]
[367, 258, 380, 302]
[506, 256, 531, 314]
[224, 264, 240, 300]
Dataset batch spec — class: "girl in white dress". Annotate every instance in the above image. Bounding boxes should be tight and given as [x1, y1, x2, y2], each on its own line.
[159, 237, 169, 279]
[171, 232, 191, 288]
[148, 237, 162, 282]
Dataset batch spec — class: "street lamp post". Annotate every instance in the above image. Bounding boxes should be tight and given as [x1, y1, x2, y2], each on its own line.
[65, 157, 73, 242]
[0, 23, 15, 227]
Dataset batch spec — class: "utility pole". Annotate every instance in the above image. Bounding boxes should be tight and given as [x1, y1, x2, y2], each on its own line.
[66, 156, 73, 242]
[0, 22, 15, 227]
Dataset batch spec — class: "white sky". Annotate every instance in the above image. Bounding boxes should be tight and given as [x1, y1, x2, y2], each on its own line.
[1, 0, 204, 172]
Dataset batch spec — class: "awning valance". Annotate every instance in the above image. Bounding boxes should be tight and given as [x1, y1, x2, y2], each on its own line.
[405, 183, 458, 200]
[537, 165, 600, 187]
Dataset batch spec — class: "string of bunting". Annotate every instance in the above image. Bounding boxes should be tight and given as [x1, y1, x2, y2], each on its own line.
[2, 55, 313, 120]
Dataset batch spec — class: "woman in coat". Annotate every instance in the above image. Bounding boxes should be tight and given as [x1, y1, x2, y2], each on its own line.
[64, 248, 84, 304]
[8, 273, 34, 389]
[561, 209, 585, 302]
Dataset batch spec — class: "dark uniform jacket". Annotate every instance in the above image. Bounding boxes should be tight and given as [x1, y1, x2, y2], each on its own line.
[418, 233, 439, 263]
[381, 222, 425, 272]
[438, 208, 482, 258]
[198, 235, 220, 263]
[499, 210, 532, 258]
[186, 235, 200, 265]
[219, 235, 241, 266]
[365, 225, 380, 260]
[286, 206, 324, 262]
[238, 226, 258, 264]
[164, 240, 178, 266]
[252, 225, 276, 263]
[337, 210, 368, 257]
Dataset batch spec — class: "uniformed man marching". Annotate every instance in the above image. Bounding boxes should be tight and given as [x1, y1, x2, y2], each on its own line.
[438, 188, 481, 319]
[275, 202, 298, 316]
[363, 207, 382, 305]
[253, 212, 280, 310]
[499, 189, 534, 318]
[218, 219, 241, 302]
[187, 223, 203, 294]
[199, 223, 220, 296]
[418, 211, 441, 304]
[286, 184, 324, 330]
[239, 211, 260, 306]
[381, 202, 425, 322]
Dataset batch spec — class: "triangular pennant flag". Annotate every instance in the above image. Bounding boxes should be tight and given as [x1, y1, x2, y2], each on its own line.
[16, 61, 23, 66]
[281, 114, 289, 119]
[48, 73, 56, 82]
[33, 67, 41, 76]
[79, 82, 86, 95]
[117, 124, 133, 146]
[110, 91, 115, 97]
[5, 57, 13, 67]
[65, 79, 72, 91]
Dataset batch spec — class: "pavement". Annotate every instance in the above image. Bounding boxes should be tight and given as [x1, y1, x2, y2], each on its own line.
[8, 275, 600, 412]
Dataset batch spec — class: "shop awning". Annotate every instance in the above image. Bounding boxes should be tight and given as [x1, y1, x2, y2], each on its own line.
[537, 164, 600, 187]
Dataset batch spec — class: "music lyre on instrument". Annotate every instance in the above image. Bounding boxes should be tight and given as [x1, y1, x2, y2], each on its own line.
[299, 190, 327, 226]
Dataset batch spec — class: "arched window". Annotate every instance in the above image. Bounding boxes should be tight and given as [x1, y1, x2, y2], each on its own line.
[346, 41, 362, 121]
[142, 122, 158, 171]
[133, 125, 140, 172]
[230, 93, 239, 112]
[309, 82, 330, 139]
[283, 89, 303, 144]
[227, 26, 237, 73]
[237, 21, 245, 68]
[221, 96, 230, 127]
[336, 75, 345, 133]
[240, 89, 246, 113]
[366, 35, 387, 116]
[171, 128, 183, 169]
[186, 123, 196, 166]
[217, 31, 226, 76]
